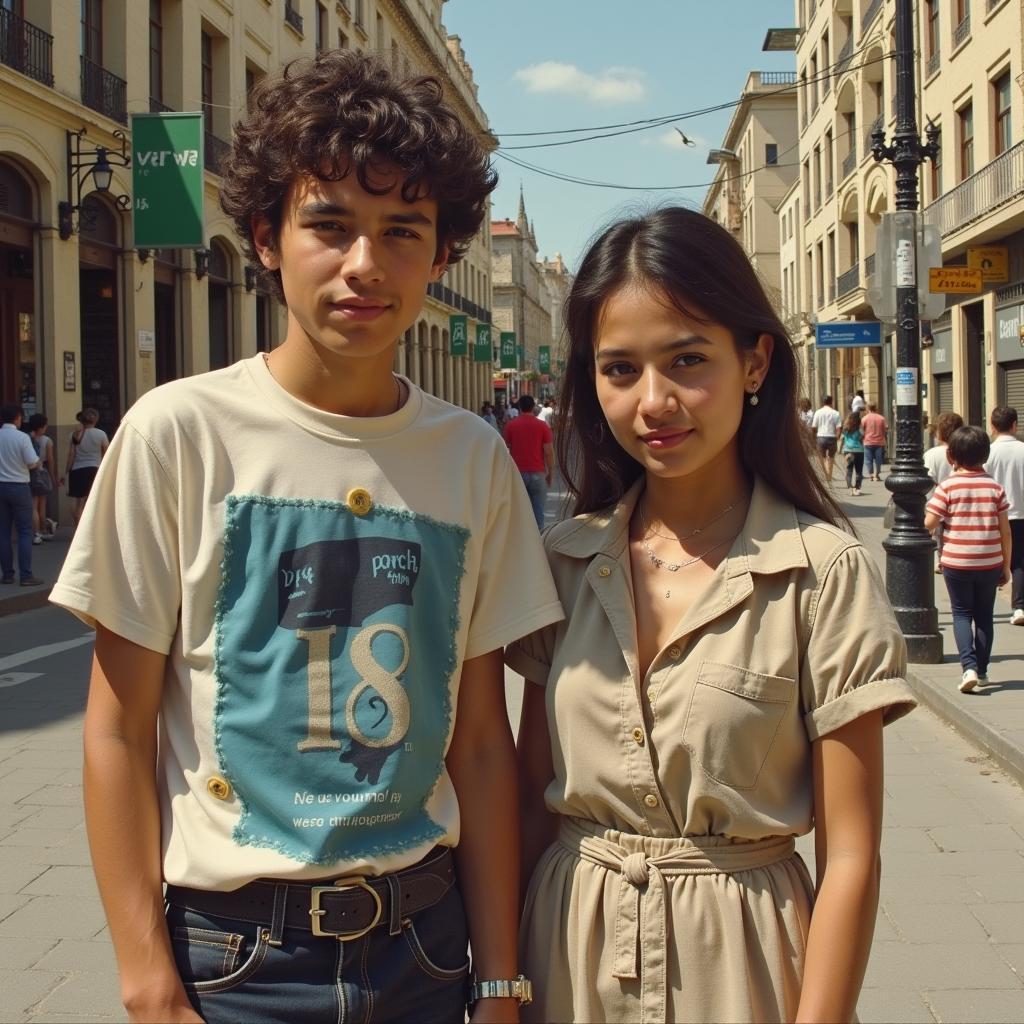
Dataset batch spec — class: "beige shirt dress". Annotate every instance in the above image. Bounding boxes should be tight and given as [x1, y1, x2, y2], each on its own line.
[507, 478, 916, 1024]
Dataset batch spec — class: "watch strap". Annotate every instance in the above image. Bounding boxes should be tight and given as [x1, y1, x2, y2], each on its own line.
[468, 974, 533, 1005]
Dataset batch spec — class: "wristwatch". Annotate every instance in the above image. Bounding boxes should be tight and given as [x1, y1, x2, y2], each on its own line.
[468, 974, 533, 1006]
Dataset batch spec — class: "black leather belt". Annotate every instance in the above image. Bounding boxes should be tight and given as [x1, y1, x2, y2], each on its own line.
[166, 847, 455, 941]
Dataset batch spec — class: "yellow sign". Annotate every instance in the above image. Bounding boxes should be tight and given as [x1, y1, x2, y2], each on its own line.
[928, 267, 983, 293]
[967, 246, 1009, 283]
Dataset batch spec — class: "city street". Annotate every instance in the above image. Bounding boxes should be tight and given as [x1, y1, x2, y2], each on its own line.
[1, 483, 1023, 1022]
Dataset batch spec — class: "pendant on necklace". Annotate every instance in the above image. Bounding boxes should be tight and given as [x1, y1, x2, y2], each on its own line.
[665, 588, 671, 599]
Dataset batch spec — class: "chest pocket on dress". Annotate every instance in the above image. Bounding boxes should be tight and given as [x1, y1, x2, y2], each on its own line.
[682, 660, 795, 790]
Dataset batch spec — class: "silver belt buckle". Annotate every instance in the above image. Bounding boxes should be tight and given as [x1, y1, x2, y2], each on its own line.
[309, 876, 383, 940]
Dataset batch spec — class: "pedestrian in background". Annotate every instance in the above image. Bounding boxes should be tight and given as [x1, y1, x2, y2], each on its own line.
[480, 400, 498, 429]
[797, 396, 814, 439]
[504, 393, 554, 530]
[511, 207, 914, 1024]
[61, 408, 108, 529]
[811, 394, 842, 480]
[861, 402, 888, 481]
[27, 413, 56, 544]
[0, 403, 43, 586]
[840, 410, 864, 496]
[984, 406, 1024, 626]
[924, 411, 963, 487]
[925, 425, 1010, 693]
[851, 388, 866, 414]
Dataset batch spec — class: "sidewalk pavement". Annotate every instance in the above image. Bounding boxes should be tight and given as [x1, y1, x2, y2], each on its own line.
[7, 480, 1024, 789]
[838, 474, 1024, 788]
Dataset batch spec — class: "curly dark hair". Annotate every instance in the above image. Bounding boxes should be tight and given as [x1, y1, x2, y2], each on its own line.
[220, 49, 497, 299]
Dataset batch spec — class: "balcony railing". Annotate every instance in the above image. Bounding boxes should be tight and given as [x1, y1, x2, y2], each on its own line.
[0, 7, 53, 87]
[204, 132, 230, 174]
[861, 0, 882, 33]
[842, 145, 858, 180]
[828, 280, 836, 303]
[427, 281, 491, 324]
[836, 36, 854, 74]
[865, 252, 876, 279]
[865, 115, 883, 155]
[925, 139, 1024, 237]
[150, 97, 173, 113]
[81, 55, 126, 123]
[953, 14, 971, 48]
[284, 4, 304, 34]
[837, 264, 861, 297]
[926, 50, 940, 78]
[758, 71, 798, 87]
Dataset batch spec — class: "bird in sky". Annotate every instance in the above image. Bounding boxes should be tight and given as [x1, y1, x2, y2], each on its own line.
[675, 128, 696, 147]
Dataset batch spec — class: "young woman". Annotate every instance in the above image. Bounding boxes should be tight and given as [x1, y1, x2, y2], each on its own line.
[840, 410, 865, 496]
[27, 413, 56, 543]
[60, 408, 108, 527]
[509, 208, 916, 1024]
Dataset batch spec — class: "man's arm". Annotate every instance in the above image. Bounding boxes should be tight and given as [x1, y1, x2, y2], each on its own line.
[998, 510, 1011, 586]
[446, 649, 520, 1024]
[83, 625, 201, 1023]
[543, 442, 554, 487]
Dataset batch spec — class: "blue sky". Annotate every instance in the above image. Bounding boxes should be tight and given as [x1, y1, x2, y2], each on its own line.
[443, 0, 798, 270]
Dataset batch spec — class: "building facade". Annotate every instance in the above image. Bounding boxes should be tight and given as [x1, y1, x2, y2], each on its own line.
[703, 68, 800, 310]
[787, 0, 1022, 429]
[0, 0, 495, 521]
[491, 190, 552, 399]
[538, 250, 573, 389]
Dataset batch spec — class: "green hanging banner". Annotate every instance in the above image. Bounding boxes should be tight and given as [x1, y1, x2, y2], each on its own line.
[538, 346, 551, 374]
[130, 112, 205, 248]
[474, 323, 492, 363]
[449, 315, 468, 356]
[499, 332, 517, 369]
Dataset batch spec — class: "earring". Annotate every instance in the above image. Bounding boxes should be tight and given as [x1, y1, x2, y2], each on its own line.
[748, 384, 760, 407]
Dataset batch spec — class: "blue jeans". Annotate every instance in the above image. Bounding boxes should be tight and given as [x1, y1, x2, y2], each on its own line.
[844, 451, 864, 489]
[521, 471, 548, 530]
[0, 481, 33, 580]
[942, 566, 1001, 675]
[167, 876, 470, 1023]
[864, 445, 885, 477]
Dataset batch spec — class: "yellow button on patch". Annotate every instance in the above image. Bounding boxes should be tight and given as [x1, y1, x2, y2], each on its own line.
[643, 793, 659, 809]
[632, 727, 645, 745]
[598, 565, 612, 578]
[207, 776, 232, 801]
[346, 488, 373, 516]
[667, 646, 682, 661]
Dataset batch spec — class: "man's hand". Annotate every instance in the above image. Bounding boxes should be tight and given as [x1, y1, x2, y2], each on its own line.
[1000, 566, 1011, 587]
[125, 992, 203, 1024]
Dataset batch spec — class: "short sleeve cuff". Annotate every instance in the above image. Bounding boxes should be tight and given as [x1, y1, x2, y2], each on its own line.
[49, 584, 176, 656]
[804, 676, 917, 742]
[464, 600, 563, 662]
[504, 643, 551, 685]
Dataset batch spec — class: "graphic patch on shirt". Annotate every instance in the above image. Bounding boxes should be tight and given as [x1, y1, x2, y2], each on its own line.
[214, 495, 468, 864]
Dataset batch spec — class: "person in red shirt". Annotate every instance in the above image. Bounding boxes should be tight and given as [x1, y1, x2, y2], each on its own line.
[504, 394, 554, 529]
[860, 403, 888, 481]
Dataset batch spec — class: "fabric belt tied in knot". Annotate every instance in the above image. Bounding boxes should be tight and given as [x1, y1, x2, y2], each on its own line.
[566, 817, 796, 1024]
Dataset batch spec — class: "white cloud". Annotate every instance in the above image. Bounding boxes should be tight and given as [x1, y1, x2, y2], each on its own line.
[513, 62, 647, 103]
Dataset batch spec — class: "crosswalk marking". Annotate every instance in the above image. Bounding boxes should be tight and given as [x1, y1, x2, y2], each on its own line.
[0, 634, 94, 673]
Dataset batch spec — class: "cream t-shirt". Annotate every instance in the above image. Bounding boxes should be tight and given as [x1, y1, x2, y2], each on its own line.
[52, 356, 563, 890]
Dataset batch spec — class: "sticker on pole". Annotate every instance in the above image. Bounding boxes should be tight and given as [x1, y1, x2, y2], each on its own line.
[895, 367, 918, 405]
[896, 239, 916, 287]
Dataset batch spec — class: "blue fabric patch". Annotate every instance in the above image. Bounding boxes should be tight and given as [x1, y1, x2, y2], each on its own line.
[214, 495, 468, 864]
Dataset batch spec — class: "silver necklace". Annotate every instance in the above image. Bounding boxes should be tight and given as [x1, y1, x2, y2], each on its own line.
[642, 496, 739, 542]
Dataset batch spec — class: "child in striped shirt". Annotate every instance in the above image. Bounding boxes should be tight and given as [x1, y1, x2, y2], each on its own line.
[925, 425, 1011, 693]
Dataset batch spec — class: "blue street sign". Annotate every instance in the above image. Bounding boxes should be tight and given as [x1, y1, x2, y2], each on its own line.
[815, 321, 883, 348]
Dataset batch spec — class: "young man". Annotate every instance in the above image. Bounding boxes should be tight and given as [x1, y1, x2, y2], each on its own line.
[503, 394, 554, 531]
[985, 406, 1024, 625]
[51, 52, 561, 1024]
[810, 395, 842, 481]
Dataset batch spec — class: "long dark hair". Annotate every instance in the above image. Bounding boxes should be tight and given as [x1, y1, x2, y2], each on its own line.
[558, 206, 850, 530]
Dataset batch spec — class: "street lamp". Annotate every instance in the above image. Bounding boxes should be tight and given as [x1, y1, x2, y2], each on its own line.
[58, 128, 131, 240]
[869, 0, 942, 663]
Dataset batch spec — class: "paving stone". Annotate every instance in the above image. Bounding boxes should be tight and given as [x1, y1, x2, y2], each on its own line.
[21, 866, 97, 898]
[0, 828, 74, 849]
[882, 849, 1024, 878]
[33, 938, 117, 974]
[42, 837, 93, 867]
[21, 787, 83, 808]
[19, 805, 85, 831]
[883, 796, 989, 829]
[926, 989, 1024, 1023]
[998, 944, 1024, 977]
[0, 861, 48, 894]
[882, 903, 991, 944]
[0, 968, 66, 1017]
[0, 937, 57, 971]
[879, 827, 941, 854]
[0, 801, 42, 831]
[0, 770, 60, 804]
[971, 903, 1024, 944]
[0, 895, 106, 939]
[34, 970, 124, 1019]
[0, 892, 31, 923]
[863, 941, 1020, 990]
[27, 1015, 124, 1024]
[855, 988, 937, 1024]
[9, 749, 84, 771]
[926, 824, 1024, 852]
[871, 910, 900, 943]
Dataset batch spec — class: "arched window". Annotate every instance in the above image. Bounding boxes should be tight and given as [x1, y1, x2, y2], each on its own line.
[0, 161, 35, 222]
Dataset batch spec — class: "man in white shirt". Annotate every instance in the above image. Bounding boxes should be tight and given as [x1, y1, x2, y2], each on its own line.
[537, 400, 556, 429]
[0, 404, 43, 586]
[811, 395, 843, 480]
[985, 406, 1024, 624]
[851, 389, 866, 414]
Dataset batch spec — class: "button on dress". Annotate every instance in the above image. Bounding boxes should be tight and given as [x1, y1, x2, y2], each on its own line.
[507, 478, 915, 1023]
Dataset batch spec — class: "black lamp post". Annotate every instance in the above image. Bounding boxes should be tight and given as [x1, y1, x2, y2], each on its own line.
[870, 0, 942, 662]
[58, 128, 132, 240]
